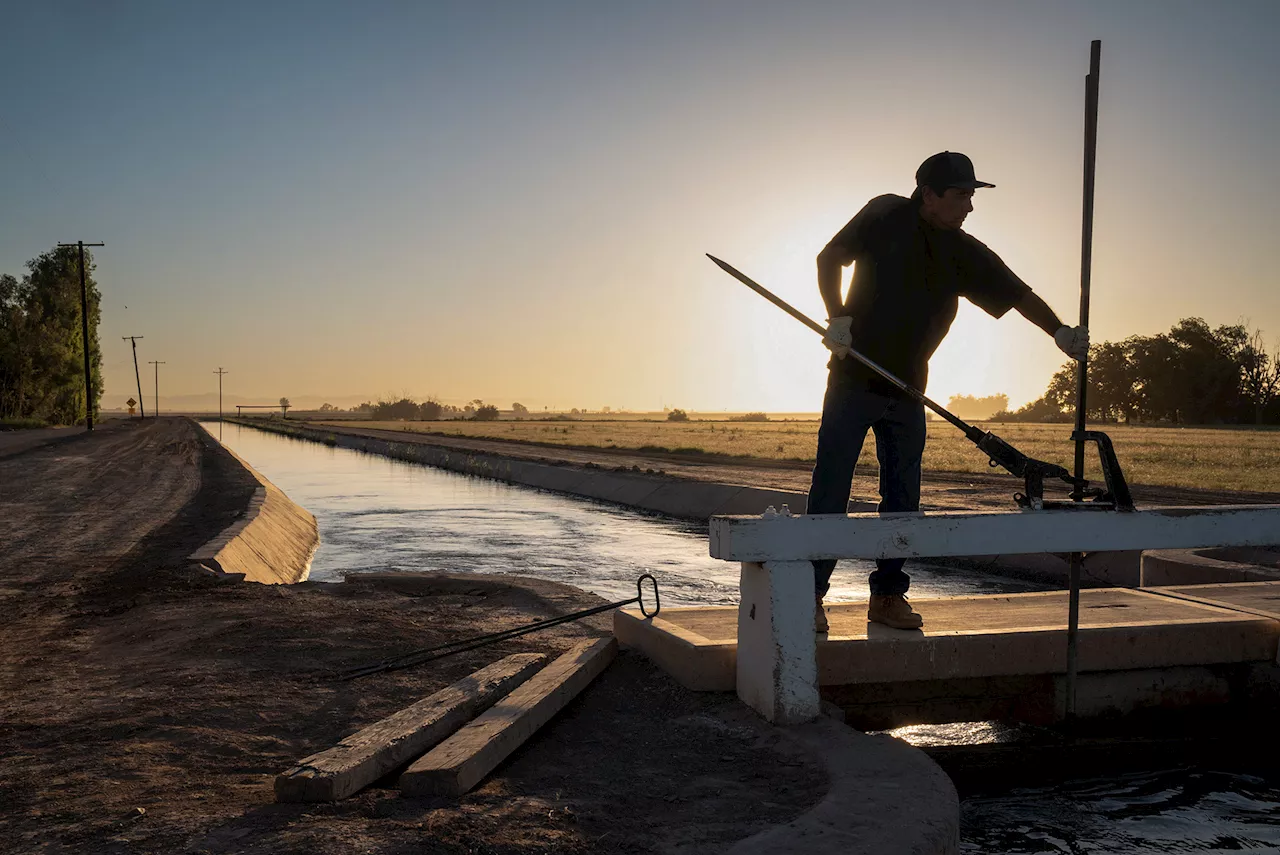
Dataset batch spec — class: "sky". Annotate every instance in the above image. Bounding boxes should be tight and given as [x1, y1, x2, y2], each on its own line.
[2, 0, 1278, 413]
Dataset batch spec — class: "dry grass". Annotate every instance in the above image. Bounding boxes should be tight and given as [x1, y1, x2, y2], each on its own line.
[318, 419, 1280, 493]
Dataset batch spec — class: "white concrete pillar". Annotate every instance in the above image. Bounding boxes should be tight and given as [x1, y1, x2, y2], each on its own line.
[736, 560, 820, 724]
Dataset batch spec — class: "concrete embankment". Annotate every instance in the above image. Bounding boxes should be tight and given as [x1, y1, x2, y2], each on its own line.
[229, 418, 820, 520]
[193, 421, 318, 584]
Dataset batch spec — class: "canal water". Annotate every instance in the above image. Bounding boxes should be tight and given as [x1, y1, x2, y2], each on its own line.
[203, 421, 1050, 606]
[207, 422, 1280, 853]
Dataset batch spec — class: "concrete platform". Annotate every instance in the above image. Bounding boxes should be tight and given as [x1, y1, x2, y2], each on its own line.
[1156, 581, 1280, 623]
[614, 585, 1280, 693]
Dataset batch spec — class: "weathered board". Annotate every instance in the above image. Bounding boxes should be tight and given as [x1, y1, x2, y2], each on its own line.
[400, 637, 617, 797]
[275, 653, 547, 802]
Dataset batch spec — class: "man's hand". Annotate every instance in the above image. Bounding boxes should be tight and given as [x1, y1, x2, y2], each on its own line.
[1054, 325, 1089, 360]
[824, 316, 853, 358]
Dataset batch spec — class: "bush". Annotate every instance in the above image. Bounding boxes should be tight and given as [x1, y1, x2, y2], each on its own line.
[0, 417, 48, 431]
[473, 404, 500, 421]
[730, 412, 769, 422]
[667, 409, 689, 422]
[419, 399, 443, 420]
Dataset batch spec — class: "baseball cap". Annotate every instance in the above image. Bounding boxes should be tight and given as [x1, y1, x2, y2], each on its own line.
[915, 152, 995, 190]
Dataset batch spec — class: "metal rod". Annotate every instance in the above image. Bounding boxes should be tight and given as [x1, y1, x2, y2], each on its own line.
[705, 254, 980, 439]
[1067, 39, 1101, 726]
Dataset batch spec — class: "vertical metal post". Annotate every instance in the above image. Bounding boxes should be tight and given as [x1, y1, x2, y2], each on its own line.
[1066, 39, 1101, 724]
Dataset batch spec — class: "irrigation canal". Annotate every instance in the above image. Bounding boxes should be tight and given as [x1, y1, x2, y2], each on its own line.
[208, 420, 1280, 853]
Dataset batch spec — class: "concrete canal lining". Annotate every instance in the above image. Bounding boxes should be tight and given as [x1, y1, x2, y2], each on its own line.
[191, 421, 319, 584]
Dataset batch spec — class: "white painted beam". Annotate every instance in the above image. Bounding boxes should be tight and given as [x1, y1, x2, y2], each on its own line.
[709, 505, 1280, 563]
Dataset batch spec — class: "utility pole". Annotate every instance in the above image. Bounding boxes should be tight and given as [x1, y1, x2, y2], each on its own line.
[122, 336, 145, 419]
[214, 367, 228, 421]
[148, 360, 166, 419]
[56, 241, 104, 430]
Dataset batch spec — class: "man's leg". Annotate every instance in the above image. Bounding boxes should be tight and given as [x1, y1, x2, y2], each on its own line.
[806, 372, 882, 601]
[867, 396, 926, 628]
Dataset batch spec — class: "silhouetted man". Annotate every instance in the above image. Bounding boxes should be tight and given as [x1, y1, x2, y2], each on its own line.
[810, 152, 1087, 632]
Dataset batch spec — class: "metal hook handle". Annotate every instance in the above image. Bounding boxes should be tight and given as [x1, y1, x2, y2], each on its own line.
[636, 573, 661, 618]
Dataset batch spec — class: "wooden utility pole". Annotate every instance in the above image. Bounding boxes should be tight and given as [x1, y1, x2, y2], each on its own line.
[148, 360, 166, 419]
[122, 336, 145, 419]
[214, 367, 228, 421]
[56, 241, 104, 430]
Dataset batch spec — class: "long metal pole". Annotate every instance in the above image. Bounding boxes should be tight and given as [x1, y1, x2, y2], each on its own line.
[1066, 39, 1101, 725]
[706, 254, 981, 439]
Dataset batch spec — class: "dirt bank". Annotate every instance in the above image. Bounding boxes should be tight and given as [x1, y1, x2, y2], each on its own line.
[0, 419, 825, 853]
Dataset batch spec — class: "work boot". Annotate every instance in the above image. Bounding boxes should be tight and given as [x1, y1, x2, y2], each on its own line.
[868, 594, 923, 630]
[815, 598, 829, 634]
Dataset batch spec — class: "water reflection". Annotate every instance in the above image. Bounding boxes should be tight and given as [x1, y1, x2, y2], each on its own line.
[961, 768, 1280, 853]
[204, 421, 1049, 606]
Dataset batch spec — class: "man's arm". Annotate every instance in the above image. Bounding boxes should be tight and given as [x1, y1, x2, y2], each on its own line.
[817, 243, 852, 319]
[1016, 291, 1089, 360]
[1015, 291, 1065, 336]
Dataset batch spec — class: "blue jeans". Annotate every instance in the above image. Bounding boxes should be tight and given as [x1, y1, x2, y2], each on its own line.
[806, 371, 926, 597]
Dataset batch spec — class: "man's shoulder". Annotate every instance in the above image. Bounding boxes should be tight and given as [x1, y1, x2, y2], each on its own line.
[860, 194, 912, 219]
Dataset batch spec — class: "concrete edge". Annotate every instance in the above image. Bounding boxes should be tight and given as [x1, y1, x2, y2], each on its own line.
[613, 609, 736, 691]
[1141, 548, 1280, 587]
[190, 420, 319, 584]
[727, 716, 959, 855]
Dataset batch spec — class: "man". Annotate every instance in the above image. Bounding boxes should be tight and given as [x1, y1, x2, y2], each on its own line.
[809, 151, 1088, 633]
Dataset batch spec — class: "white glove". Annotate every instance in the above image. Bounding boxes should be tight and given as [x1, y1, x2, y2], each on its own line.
[1054, 325, 1089, 360]
[824, 316, 853, 358]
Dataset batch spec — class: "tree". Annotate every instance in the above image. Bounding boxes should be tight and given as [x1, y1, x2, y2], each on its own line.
[1240, 328, 1280, 425]
[473, 404, 499, 421]
[319, 402, 336, 412]
[667, 408, 689, 422]
[0, 246, 102, 424]
[419, 398, 443, 420]
[511, 402, 529, 416]
[372, 398, 420, 420]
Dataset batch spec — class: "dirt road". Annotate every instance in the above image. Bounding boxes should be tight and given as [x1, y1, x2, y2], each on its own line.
[0, 419, 824, 853]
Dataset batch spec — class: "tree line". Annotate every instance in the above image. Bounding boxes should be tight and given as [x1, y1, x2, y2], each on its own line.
[334, 397, 519, 421]
[995, 317, 1280, 425]
[0, 246, 101, 425]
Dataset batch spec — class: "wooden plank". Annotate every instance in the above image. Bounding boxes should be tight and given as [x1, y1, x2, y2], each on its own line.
[709, 505, 1280, 562]
[400, 637, 617, 797]
[274, 653, 547, 802]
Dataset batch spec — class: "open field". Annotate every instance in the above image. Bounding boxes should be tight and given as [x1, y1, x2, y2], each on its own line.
[316, 419, 1280, 494]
